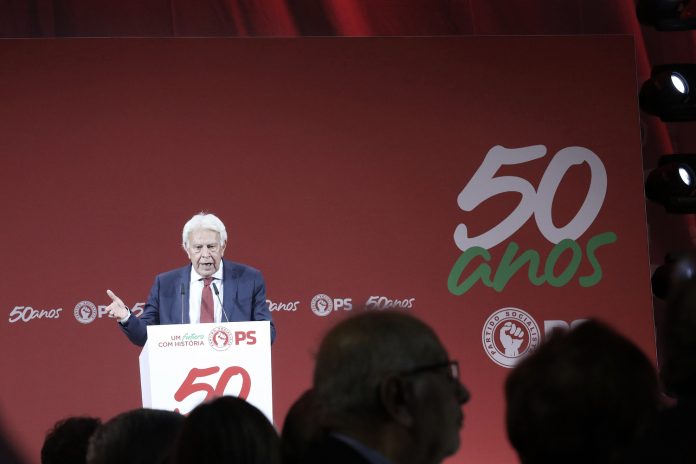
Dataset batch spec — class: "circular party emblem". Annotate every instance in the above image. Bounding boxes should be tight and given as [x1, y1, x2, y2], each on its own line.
[73, 300, 97, 324]
[310, 294, 333, 317]
[482, 307, 541, 368]
[208, 326, 233, 351]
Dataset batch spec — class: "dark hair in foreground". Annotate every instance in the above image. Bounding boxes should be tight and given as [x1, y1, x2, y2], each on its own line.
[505, 319, 659, 464]
[661, 281, 696, 398]
[174, 396, 281, 464]
[281, 389, 324, 464]
[42, 416, 101, 464]
[86, 409, 183, 464]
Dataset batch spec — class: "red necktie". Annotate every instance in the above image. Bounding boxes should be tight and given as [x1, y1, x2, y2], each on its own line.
[200, 277, 214, 323]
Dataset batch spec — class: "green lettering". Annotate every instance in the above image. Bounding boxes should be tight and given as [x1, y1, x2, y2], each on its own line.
[447, 247, 493, 295]
[579, 231, 618, 287]
[493, 242, 545, 291]
[545, 239, 582, 287]
[448, 231, 618, 295]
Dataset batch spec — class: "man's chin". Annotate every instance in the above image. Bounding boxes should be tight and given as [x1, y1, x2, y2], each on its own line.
[197, 265, 217, 276]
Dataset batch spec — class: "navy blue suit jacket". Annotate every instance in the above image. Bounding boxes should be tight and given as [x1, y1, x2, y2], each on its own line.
[120, 259, 275, 346]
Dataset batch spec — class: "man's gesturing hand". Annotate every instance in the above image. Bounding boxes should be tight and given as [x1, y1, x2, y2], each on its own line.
[106, 289, 130, 320]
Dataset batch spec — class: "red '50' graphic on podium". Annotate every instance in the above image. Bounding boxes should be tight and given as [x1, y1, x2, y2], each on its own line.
[174, 366, 252, 405]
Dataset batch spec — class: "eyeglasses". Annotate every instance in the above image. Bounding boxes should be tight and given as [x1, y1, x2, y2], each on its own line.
[401, 360, 460, 382]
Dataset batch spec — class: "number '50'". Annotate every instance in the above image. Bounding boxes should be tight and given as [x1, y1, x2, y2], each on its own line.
[454, 145, 607, 251]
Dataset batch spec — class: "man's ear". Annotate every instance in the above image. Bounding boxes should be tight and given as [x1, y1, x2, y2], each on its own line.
[220, 240, 227, 255]
[379, 375, 416, 427]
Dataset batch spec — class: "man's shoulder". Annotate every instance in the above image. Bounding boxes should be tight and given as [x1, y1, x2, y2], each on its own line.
[222, 259, 262, 277]
[155, 264, 190, 282]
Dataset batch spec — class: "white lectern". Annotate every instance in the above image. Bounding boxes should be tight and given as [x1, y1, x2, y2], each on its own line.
[139, 321, 273, 422]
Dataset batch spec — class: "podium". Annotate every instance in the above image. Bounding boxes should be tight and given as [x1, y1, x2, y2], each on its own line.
[139, 321, 273, 422]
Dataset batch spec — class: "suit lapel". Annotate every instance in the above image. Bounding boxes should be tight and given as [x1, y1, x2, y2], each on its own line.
[222, 260, 237, 322]
[180, 265, 191, 324]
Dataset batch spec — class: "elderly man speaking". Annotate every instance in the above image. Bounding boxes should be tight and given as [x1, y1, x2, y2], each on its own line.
[106, 212, 275, 346]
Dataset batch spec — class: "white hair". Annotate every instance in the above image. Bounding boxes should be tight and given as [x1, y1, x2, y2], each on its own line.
[182, 213, 227, 248]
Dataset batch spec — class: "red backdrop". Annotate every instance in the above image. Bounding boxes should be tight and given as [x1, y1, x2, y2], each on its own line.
[0, 36, 654, 463]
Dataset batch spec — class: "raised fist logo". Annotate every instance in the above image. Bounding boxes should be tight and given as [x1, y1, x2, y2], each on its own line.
[73, 300, 97, 324]
[483, 308, 540, 368]
[499, 322, 524, 357]
[311, 294, 333, 317]
[208, 327, 233, 351]
[213, 331, 229, 347]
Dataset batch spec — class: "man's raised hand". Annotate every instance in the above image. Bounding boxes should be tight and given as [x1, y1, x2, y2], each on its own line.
[106, 289, 130, 320]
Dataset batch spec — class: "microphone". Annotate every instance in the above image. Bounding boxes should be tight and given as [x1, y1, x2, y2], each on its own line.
[212, 282, 229, 323]
[180, 283, 186, 324]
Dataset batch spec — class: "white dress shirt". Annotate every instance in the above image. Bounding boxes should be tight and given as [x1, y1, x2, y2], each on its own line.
[189, 265, 224, 323]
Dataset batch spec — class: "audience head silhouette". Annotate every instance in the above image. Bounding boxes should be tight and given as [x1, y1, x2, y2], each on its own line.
[622, 281, 696, 464]
[86, 409, 183, 464]
[309, 310, 470, 464]
[661, 281, 696, 400]
[281, 388, 324, 464]
[505, 319, 659, 464]
[42, 416, 101, 464]
[174, 396, 280, 464]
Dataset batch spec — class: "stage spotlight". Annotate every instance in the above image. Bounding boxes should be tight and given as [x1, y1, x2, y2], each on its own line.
[652, 251, 696, 299]
[645, 158, 696, 201]
[637, 0, 696, 30]
[672, 72, 688, 94]
[640, 64, 696, 121]
[646, 155, 696, 212]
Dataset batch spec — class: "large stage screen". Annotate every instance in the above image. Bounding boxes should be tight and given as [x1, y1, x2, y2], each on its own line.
[0, 36, 653, 463]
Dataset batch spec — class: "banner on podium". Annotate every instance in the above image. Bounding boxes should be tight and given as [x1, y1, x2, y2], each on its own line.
[139, 321, 273, 422]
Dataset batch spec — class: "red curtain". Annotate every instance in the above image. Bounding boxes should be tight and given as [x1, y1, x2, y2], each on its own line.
[2, 0, 696, 297]
[0, 0, 677, 38]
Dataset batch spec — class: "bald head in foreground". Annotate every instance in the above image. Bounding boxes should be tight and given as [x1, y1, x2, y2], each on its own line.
[305, 311, 470, 464]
